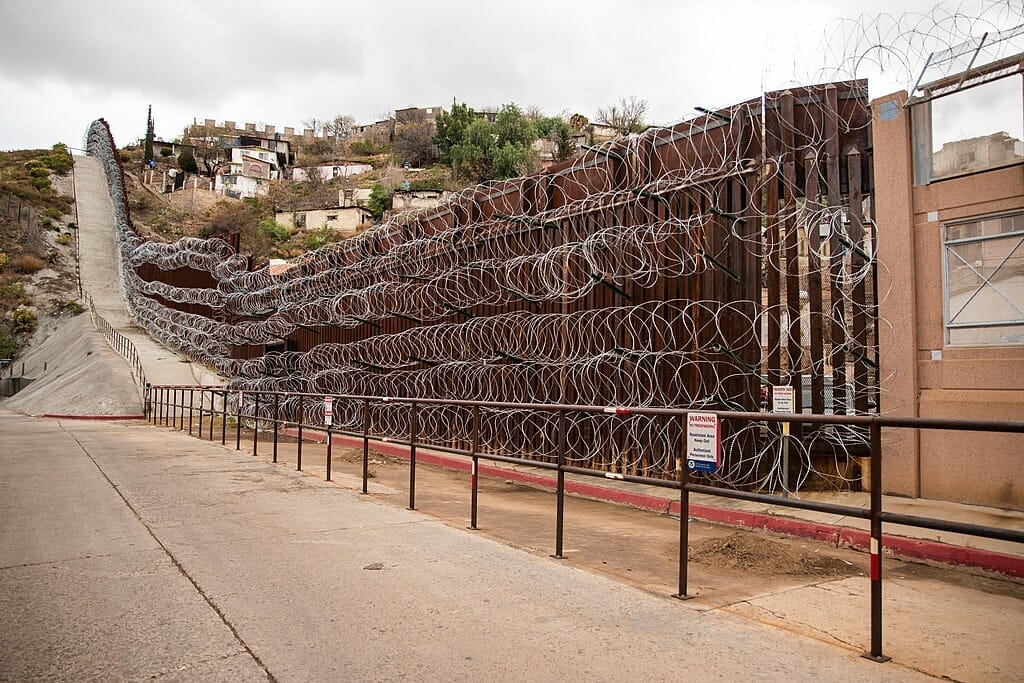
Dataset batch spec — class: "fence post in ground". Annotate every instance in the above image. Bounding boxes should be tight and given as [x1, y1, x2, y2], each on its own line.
[408, 401, 418, 510]
[297, 394, 304, 471]
[673, 418, 693, 600]
[326, 414, 332, 482]
[273, 392, 279, 463]
[235, 391, 242, 450]
[470, 404, 480, 530]
[252, 392, 260, 457]
[362, 399, 370, 494]
[188, 388, 194, 435]
[196, 388, 204, 436]
[863, 418, 890, 662]
[220, 390, 227, 445]
[145, 383, 151, 420]
[208, 389, 215, 440]
[553, 409, 567, 559]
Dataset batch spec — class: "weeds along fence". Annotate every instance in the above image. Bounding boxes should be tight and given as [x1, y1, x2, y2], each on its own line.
[149, 383, 1024, 664]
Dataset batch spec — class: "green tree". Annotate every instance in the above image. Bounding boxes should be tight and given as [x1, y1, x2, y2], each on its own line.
[367, 183, 391, 220]
[433, 101, 475, 164]
[144, 105, 154, 163]
[552, 121, 577, 162]
[494, 103, 535, 148]
[177, 147, 198, 174]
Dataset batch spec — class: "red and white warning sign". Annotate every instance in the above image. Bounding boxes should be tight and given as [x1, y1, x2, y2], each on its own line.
[686, 412, 721, 473]
[323, 396, 333, 427]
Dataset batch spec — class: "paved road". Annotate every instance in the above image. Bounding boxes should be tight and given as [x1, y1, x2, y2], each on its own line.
[73, 155, 221, 390]
[0, 411, 928, 682]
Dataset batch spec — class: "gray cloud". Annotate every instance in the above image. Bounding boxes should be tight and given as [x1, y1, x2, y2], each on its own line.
[0, 0, 1009, 151]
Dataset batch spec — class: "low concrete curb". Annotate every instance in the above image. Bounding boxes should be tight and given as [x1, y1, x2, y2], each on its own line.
[282, 426, 1023, 578]
[41, 414, 145, 420]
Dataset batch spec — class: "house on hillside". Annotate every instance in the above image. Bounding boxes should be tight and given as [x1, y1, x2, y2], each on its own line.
[292, 160, 373, 182]
[391, 189, 450, 212]
[275, 206, 374, 235]
[215, 146, 280, 199]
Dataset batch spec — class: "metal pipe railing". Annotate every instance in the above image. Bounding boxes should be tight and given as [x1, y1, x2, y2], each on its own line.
[149, 384, 1024, 664]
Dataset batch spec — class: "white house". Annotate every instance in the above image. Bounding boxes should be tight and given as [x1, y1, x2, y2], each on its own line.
[292, 161, 373, 182]
[215, 146, 280, 199]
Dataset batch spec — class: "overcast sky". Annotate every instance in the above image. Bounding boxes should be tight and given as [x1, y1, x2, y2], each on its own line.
[0, 0, 1019, 151]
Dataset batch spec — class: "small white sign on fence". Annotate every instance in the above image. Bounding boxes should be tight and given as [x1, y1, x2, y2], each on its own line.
[324, 396, 333, 427]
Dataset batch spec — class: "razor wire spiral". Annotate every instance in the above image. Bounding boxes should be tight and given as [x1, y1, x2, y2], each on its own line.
[84, 3, 1022, 494]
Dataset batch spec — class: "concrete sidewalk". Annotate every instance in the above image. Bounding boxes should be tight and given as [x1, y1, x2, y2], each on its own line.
[73, 155, 221, 391]
[293, 427, 1024, 578]
[2, 410, 953, 681]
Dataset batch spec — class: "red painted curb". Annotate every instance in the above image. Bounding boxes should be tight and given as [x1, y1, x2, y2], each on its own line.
[42, 413, 145, 420]
[288, 428, 1023, 577]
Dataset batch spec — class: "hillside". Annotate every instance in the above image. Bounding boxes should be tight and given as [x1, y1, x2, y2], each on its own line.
[0, 145, 83, 363]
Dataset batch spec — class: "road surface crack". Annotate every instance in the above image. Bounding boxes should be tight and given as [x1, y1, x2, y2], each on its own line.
[64, 428, 276, 682]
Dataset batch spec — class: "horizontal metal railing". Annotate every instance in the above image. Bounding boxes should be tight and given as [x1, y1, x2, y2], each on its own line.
[83, 291, 147, 404]
[147, 384, 1024, 664]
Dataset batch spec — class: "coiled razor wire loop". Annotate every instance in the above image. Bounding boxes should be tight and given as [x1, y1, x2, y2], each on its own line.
[86, 3, 1023, 494]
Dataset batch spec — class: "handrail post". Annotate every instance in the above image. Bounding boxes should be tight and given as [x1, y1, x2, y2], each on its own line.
[361, 398, 370, 494]
[177, 388, 184, 430]
[188, 387, 194, 435]
[144, 383, 151, 420]
[673, 414, 693, 600]
[162, 387, 168, 426]
[325, 403, 333, 482]
[253, 392, 260, 457]
[196, 388, 204, 438]
[235, 390, 242, 450]
[220, 390, 226, 445]
[408, 401, 417, 510]
[208, 389, 215, 440]
[273, 392, 279, 463]
[862, 418, 890, 662]
[553, 409, 566, 559]
[297, 394, 304, 471]
[469, 404, 480, 530]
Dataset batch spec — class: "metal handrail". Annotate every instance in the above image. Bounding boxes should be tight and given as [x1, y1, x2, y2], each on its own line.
[84, 291, 147, 402]
[148, 383, 1024, 664]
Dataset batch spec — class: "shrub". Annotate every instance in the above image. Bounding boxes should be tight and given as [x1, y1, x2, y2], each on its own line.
[41, 218, 55, 230]
[56, 233, 73, 246]
[56, 299, 84, 316]
[66, 222, 77, 231]
[0, 281, 30, 307]
[119, 149, 134, 162]
[12, 255, 45, 273]
[11, 307, 36, 333]
[304, 226, 333, 250]
[30, 167, 50, 178]
[258, 219, 290, 243]
[160, 147, 173, 157]
[0, 252, 7, 270]
[349, 139, 386, 156]
[30, 176, 51, 191]
[43, 207, 62, 220]
[0, 328, 19, 359]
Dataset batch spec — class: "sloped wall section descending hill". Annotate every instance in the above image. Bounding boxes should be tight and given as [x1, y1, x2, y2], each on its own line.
[85, 82, 878, 492]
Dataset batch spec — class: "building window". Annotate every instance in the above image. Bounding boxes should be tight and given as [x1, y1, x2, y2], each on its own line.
[913, 74, 1024, 184]
[943, 211, 1024, 346]
[326, 214, 337, 222]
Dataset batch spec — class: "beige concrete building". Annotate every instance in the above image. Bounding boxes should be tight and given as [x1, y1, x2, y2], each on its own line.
[873, 52, 1023, 510]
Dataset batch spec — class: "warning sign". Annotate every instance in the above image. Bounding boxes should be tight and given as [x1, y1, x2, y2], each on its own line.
[686, 412, 720, 473]
[772, 385, 794, 414]
[324, 396, 333, 427]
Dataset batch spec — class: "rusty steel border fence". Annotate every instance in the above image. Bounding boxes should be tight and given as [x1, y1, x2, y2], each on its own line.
[86, 80, 884, 494]
[148, 383, 1023, 664]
